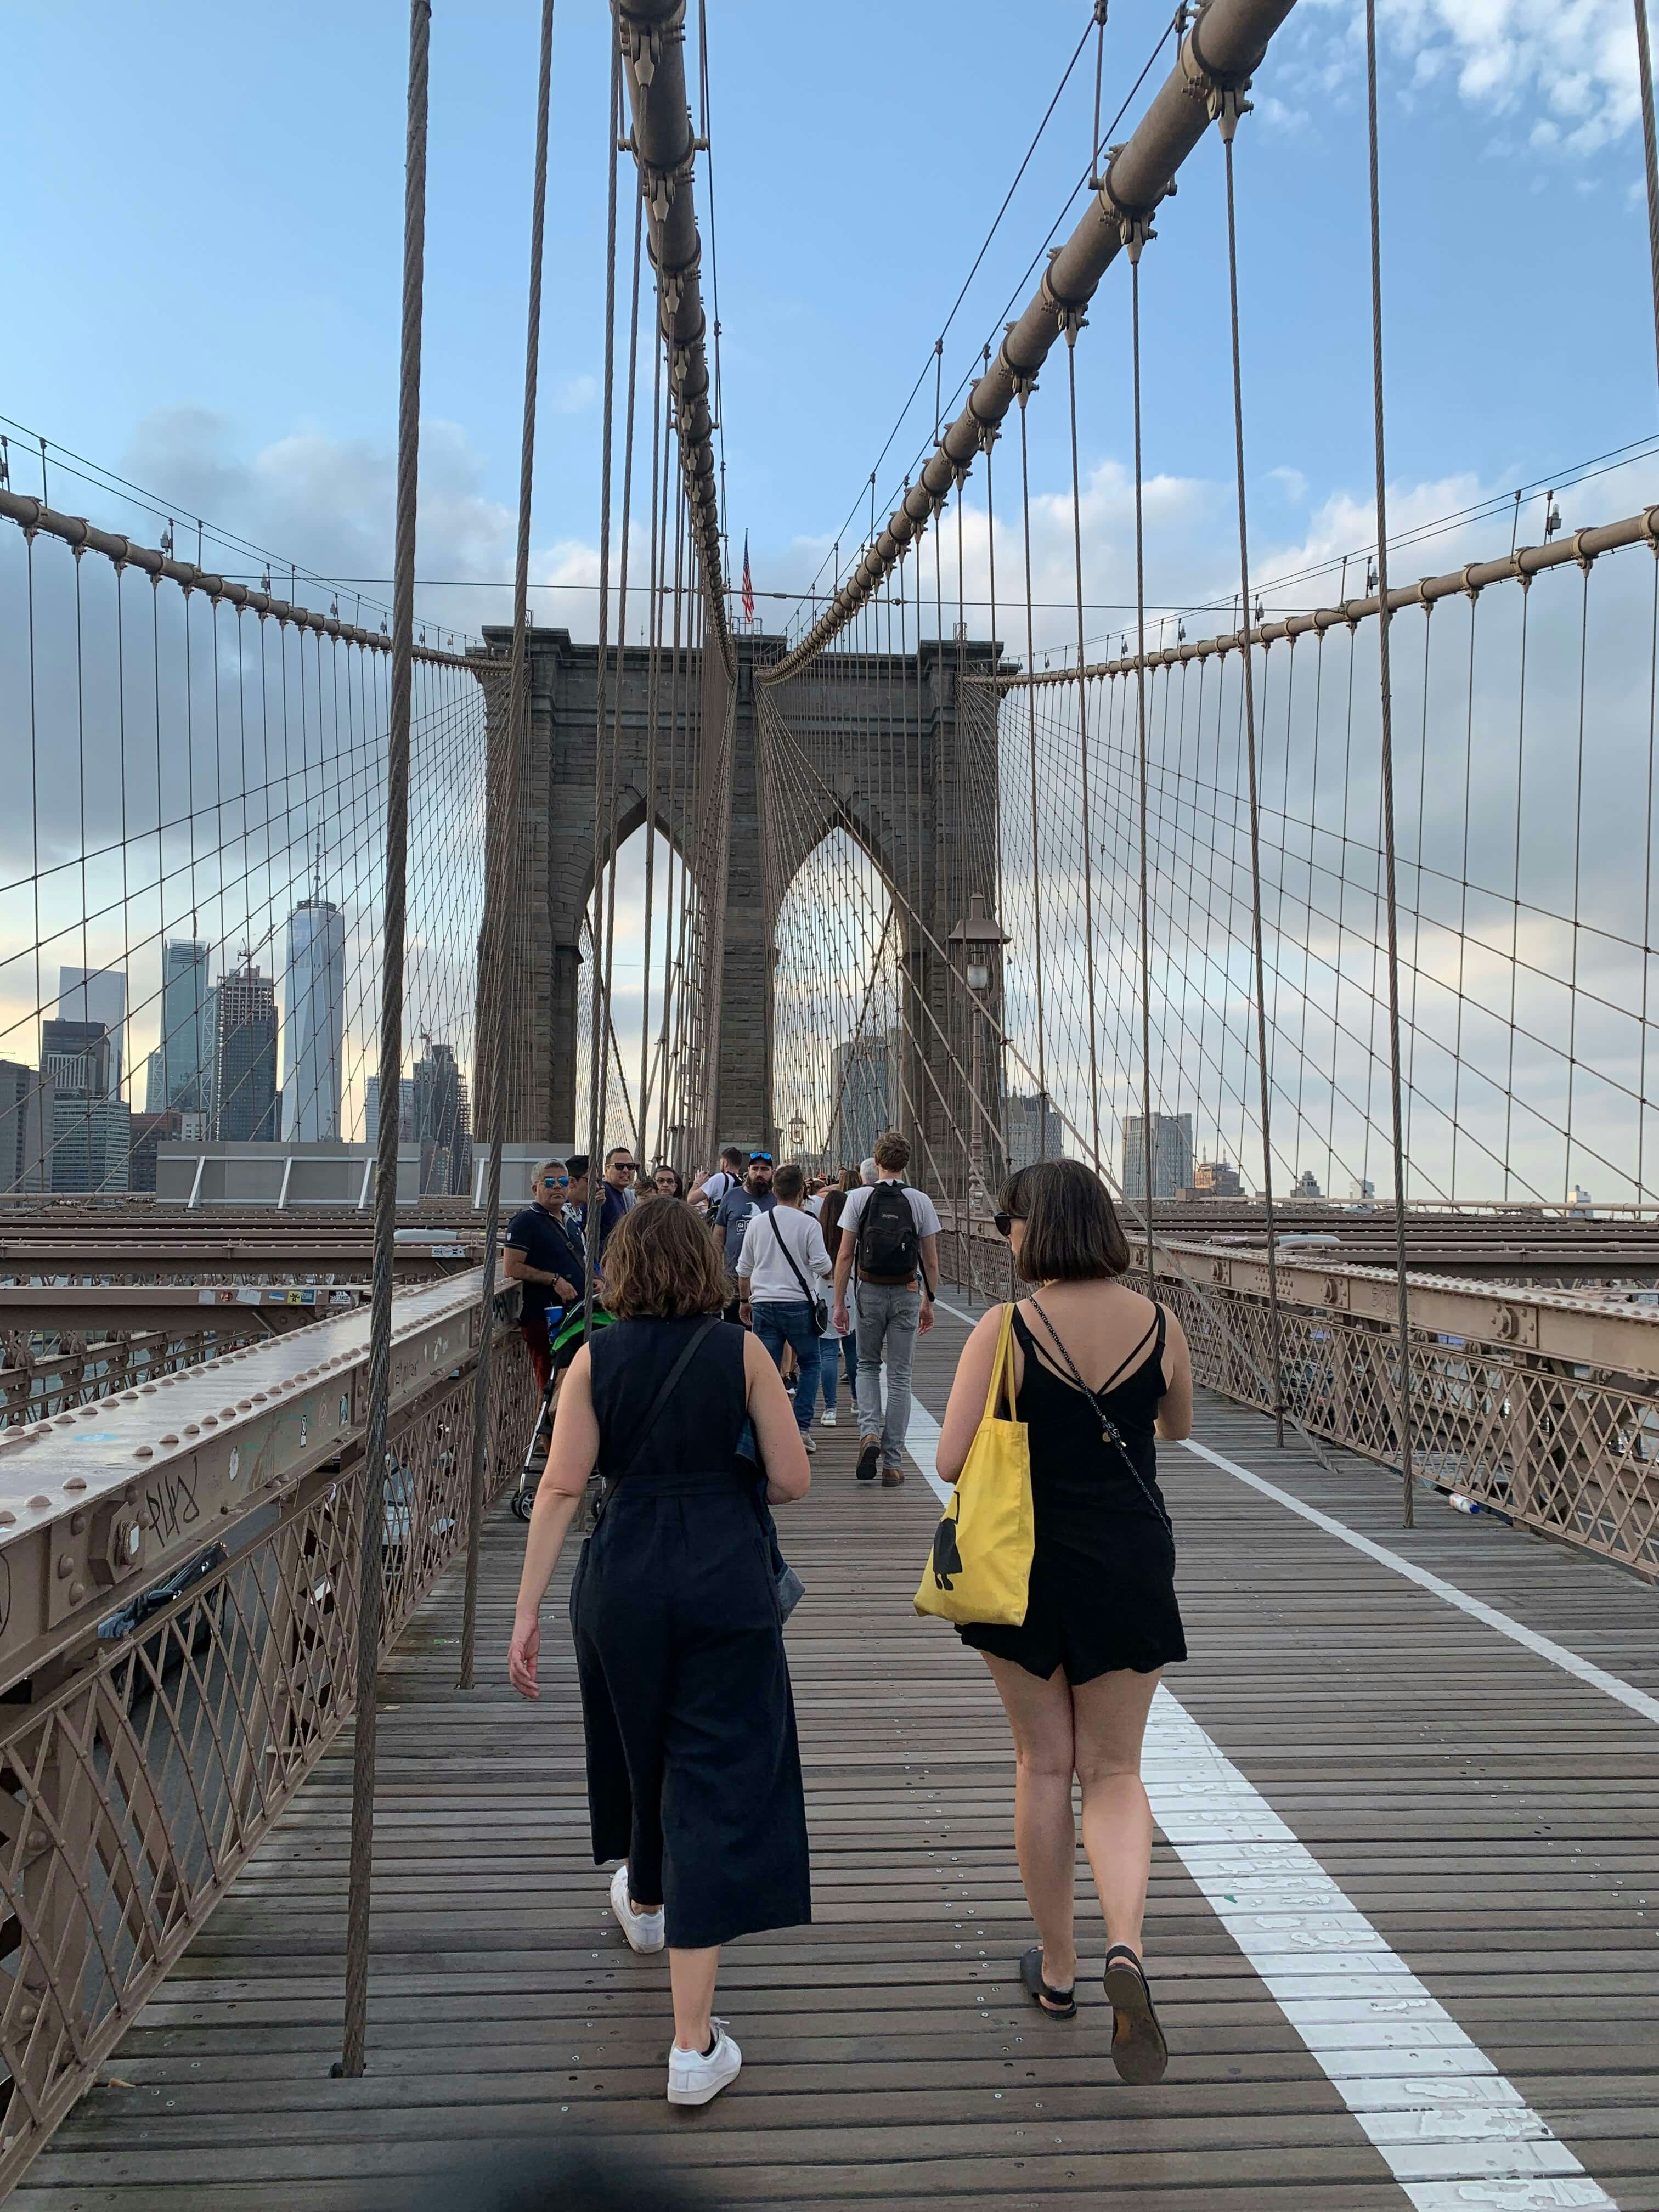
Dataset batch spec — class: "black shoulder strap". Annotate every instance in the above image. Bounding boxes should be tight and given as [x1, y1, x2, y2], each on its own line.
[768, 1209, 815, 1301]
[612, 1316, 720, 1482]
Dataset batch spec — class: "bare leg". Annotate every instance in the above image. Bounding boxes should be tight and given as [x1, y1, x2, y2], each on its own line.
[1071, 1667, 1162, 1960]
[669, 1945, 720, 2052]
[982, 1654, 1077, 1997]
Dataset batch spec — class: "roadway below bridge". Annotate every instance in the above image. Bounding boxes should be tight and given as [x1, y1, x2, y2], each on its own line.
[15, 1305, 1658, 2210]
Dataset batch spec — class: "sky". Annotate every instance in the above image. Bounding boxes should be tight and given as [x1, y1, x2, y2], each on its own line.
[3, 0, 1657, 1192]
[3, 0, 1656, 651]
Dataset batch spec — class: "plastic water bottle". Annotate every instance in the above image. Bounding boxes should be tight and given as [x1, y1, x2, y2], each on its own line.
[1448, 1491, 1482, 1516]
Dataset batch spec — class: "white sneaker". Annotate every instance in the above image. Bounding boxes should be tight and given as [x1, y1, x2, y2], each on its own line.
[667, 2019, 742, 2106]
[610, 1863, 664, 1954]
[820, 1409, 837, 1427]
[802, 1433, 816, 1454]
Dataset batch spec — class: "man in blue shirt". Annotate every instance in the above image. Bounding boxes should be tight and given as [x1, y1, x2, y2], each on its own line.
[712, 1152, 776, 1322]
[504, 1158, 585, 1392]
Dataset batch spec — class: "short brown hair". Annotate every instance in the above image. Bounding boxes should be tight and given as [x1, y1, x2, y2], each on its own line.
[1000, 1158, 1130, 1283]
[872, 1130, 910, 1172]
[601, 1195, 731, 1317]
[772, 1161, 805, 1202]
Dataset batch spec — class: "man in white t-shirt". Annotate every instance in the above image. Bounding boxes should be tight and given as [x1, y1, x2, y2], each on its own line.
[831, 1130, 941, 1487]
[737, 1161, 832, 1448]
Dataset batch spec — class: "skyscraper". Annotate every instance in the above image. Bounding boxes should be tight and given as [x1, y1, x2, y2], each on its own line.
[283, 897, 345, 1141]
[213, 963, 279, 1142]
[1122, 1112, 1194, 1201]
[412, 1041, 470, 1194]
[364, 1075, 415, 1148]
[40, 1023, 128, 1190]
[160, 938, 212, 1111]
[1006, 1091, 1063, 1170]
[831, 1031, 896, 1166]
[0, 1061, 52, 1192]
[56, 966, 127, 1098]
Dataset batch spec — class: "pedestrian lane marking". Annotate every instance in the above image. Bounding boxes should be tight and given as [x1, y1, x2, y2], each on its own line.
[1181, 1437, 1659, 1728]
[902, 1396, 1618, 2209]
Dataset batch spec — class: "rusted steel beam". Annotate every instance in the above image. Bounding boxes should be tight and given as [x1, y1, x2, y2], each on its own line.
[0, 1270, 506, 1694]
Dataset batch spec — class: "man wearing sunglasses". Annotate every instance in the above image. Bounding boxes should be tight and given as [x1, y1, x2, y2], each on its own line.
[504, 1158, 585, 1392]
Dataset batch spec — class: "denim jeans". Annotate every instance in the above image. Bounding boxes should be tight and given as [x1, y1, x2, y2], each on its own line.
[854, 1282, 920, 1467]
[751, 1300, 822, 1433]
[818, 1329, 857, 1411]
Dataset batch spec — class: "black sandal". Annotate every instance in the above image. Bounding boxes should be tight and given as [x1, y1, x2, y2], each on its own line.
[1019, 1944, 1076, 2019]
[1103, 1943, 1168, 2084]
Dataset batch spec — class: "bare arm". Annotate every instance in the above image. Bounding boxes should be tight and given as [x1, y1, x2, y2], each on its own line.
[831, 1237, 855, 1323]
[1155, 1306, 1194, 1442]
[508, 1346, 598, 1697]
[745, 1333, 812, 1502]
[934, 1306, 1011, 1483]
[916, 1229, 940, 1333]
[503, 1244, 577, 1302]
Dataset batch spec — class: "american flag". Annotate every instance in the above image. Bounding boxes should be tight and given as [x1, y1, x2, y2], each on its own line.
[741, 532, 754, 624]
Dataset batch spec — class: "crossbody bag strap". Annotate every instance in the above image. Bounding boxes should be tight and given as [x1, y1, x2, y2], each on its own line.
[767, 1209, 816, 1301]
[612, 1316, 721, 1483]
[1026, 1295, 1173, 1538]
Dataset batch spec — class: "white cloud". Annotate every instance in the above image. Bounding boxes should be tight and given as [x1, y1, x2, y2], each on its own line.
[550, 374, 598, 415]
[1329, 0, 1640, 155]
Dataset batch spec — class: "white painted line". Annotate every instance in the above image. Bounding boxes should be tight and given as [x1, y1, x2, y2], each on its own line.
[933, 1295, 985, 1328]
[901, 1398, 1618, 2210]
[1181, 1436, 1659, 1729]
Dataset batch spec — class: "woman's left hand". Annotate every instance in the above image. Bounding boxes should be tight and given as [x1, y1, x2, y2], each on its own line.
[509, 1613, 541, 1699]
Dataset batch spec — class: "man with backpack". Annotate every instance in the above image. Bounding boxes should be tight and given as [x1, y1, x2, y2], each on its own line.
[830, 1130, 940, 1486]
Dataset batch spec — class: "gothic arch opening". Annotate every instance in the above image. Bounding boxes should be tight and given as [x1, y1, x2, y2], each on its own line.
[771, 826, 904, 1170]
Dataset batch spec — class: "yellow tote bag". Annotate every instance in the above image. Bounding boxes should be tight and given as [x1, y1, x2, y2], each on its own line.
[914, 1304, 1034, 1627]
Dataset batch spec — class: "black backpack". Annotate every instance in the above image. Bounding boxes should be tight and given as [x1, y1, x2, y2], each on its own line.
[855, 1182, 920, 1285]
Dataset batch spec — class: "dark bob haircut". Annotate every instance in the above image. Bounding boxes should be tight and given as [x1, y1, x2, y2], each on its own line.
[601, 1193, 731, 1318]
[998, 1158, 1131, 1283]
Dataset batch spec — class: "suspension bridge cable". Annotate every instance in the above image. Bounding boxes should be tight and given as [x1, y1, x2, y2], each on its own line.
[343, 0, 428, 2085]
[1363, 0, 1415, 1530]
[584, 33, 624, 1335]
[1220, 114, 1285, 1446]
[459, 0, 554, 1697]
[1129, 245, 1158, 1285]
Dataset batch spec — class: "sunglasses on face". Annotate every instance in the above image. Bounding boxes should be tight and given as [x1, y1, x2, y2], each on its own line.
[994, 1211, 1023, 1238]
[541, 1176, 569, 1188]
[610, 1161, 636, 1174]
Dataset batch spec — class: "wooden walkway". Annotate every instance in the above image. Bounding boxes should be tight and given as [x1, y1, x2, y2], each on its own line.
[15, 1308, 1659, 2209]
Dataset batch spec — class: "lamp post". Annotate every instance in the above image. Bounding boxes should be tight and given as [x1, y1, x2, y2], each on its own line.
[949, 891, 1011, 1223]
[787, 1109, 806, 1159]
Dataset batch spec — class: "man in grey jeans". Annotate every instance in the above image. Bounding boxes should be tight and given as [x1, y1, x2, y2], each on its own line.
[831, 1130, 940, 1486]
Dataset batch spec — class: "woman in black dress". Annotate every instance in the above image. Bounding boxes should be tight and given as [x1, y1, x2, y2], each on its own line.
[509, 1199, 811, 2107]
[934, 1159, 1193, 2081]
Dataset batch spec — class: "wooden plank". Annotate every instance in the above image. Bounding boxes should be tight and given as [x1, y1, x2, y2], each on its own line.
[14, 1329, 1659, 2209]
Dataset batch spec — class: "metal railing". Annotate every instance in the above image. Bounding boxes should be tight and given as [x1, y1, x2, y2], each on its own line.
[0, 1272, 537, 2189]
[937, 1218, 1659, 1581]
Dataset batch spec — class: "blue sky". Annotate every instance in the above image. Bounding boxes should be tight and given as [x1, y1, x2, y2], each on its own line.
[2, 0, 1655, 647]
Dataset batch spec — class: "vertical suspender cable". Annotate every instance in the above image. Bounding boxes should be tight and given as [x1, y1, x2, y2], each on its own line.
[459, 0, 554, 1693]
[584, 34, 623, 1342]
[1364, 0, 1415, 1527]
[1017, 394, 1048, 1146]
[1634, 0, 1659, 393]
[341, 0, 428, 2082]
[1220, 120, 1285, 1447]
[1129, 252, 1157, 1288]
[1065, 332, 1103, 1177]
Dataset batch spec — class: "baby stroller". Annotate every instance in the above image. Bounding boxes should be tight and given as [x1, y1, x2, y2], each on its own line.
[509, 1302, 617, 1521]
